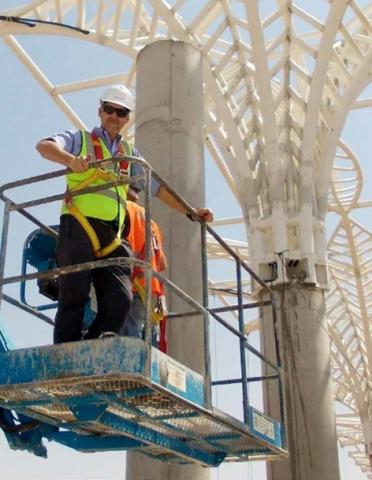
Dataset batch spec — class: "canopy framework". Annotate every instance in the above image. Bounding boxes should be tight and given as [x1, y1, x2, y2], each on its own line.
[0, 0, 371, 475]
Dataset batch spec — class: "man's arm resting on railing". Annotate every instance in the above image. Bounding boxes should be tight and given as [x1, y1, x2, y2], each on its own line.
[156, 185, 214, 222]
[36, 140, 90, 173]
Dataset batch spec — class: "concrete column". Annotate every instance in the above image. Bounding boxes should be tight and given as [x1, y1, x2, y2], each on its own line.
[126, 40, 209, 480]
[260, 286, 340, 480]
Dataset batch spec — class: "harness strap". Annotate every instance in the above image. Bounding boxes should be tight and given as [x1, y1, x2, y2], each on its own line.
[132, 277, 166, 325]
[68, 204, 123, 259]
[95, 236, 122, 259]
[85, 131, 96, 159]
[67, 205, 101, 256]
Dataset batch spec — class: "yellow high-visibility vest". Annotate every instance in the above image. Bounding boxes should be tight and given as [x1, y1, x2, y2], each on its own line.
[62, 130, 132, 232]
[62, 131, 133, 258]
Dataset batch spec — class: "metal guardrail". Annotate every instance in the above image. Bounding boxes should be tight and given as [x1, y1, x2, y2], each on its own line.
[0, 155, 286, 448]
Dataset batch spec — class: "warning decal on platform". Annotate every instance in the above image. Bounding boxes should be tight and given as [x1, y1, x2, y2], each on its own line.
[252, 410, 275, 440]
[166, 358, 187, 392]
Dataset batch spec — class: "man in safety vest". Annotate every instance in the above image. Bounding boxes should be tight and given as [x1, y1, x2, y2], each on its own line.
[36, 84, 214, 344]
[122, 197, 168, 352]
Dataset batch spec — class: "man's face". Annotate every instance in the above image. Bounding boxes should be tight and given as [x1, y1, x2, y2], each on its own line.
[99, 101, 130, 137]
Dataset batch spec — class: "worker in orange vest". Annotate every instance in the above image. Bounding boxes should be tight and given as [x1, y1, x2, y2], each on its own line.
[121, 194, 168, 352]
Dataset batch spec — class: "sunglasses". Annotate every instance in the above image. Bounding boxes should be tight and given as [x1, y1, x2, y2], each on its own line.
[102, 103, 130, 118]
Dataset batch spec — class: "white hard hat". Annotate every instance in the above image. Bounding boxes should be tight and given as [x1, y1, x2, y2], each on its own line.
[100, 85, 134, 111]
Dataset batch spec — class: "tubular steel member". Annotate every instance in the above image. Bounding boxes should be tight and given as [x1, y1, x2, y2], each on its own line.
[237, 259, 249, 424]
[201, 222, 212, 409]
[0, 157, 287, 464]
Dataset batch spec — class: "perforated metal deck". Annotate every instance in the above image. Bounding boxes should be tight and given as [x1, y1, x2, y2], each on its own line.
[0, 337, 286, 465]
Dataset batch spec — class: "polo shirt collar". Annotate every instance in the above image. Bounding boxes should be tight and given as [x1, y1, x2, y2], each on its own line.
[93, 126, 122, 147]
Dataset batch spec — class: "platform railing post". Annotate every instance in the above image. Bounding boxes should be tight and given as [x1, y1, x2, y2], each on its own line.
[143, 167, 153, 376]
[0, 203, 11, 313]
[237, 260, 249, 423]
[201, 222, 212, 409]
[270, 293, 287, 449]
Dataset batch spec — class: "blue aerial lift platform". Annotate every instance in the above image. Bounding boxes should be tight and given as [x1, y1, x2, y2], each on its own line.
[0, 158, 287, 466]
[0, 338, 284, 466]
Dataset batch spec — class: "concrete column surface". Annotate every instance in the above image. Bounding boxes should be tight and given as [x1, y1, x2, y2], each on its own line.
[260, 286, 340, 480]
[126, 40, 209, 480]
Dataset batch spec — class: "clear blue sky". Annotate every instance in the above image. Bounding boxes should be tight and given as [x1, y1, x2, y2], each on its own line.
[0, 1, 371, 479]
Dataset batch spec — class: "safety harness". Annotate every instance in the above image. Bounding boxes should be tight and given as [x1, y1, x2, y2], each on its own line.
[64, 131, 132, 259]
[132, 276, 167, 325]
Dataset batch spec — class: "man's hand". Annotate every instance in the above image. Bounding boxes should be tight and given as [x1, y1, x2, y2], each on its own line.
[194, 208, 214, 223]
[36, 139, 91, 172]
[68, 154, 91, 173]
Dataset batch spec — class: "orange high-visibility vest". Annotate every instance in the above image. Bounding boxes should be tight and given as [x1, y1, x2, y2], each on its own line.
[126, 201, 167, 295]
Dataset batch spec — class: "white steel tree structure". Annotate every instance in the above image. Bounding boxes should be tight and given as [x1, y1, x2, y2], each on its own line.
[0, 0, 371, 477]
